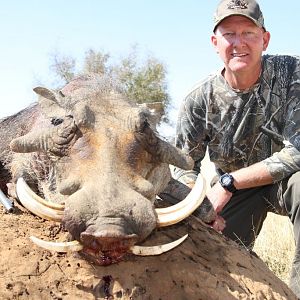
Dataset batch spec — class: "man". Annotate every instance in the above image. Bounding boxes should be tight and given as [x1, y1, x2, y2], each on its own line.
[174, 0, 300, 296]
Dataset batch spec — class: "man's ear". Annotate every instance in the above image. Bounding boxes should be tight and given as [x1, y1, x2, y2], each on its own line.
[211, 34, 219, 53]
[262, 31, 271, 51]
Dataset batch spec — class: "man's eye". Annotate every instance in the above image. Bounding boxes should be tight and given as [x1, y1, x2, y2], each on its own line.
[223, 32, 234, 37]
[243, 32, 256, 39]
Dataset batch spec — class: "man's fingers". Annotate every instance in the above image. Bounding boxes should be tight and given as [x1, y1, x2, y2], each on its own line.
[211, 215, 226, 232]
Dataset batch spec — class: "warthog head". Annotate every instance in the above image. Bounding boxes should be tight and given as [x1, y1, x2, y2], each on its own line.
[10, 75, 205, 265]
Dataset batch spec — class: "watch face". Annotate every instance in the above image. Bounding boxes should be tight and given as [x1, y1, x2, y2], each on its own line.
[222, 175, 232, 186]
[219, 173, 236, 192]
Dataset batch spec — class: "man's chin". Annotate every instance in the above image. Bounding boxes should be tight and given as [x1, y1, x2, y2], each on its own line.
[228, 62, 251, 73]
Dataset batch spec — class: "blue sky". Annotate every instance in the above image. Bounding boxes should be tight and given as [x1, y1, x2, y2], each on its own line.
[1, 0, 299, 121]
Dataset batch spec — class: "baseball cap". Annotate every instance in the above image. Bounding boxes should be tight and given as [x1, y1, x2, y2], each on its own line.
[213, 0, 265, 32]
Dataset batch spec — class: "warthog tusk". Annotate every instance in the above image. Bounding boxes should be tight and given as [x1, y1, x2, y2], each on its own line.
[130, 234, 188, 256]
[155, 175, 206, 227]
[129, 234, 188, 256]
[16, 178, 64, 222]
[30, 234, 188, 256]
[17, 178, 64, 210]
[30, 236, 83, 252]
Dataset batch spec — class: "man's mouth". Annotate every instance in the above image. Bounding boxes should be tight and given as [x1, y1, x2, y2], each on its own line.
[232, 53, 248, 58]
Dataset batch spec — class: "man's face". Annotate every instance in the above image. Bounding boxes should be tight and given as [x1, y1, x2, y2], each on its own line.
[211, 16, 270, 74]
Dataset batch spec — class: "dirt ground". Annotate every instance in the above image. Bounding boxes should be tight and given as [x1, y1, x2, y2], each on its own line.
[0, 154, 296, 300]
[0, 199, 296, 300]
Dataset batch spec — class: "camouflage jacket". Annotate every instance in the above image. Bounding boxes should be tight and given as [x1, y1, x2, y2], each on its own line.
[174, 54, 300, 183]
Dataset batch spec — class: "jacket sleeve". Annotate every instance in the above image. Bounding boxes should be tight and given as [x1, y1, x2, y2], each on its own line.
[263, 59, 300, 182]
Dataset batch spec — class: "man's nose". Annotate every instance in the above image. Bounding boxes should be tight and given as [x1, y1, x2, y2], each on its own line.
[232, 34, 245, 46]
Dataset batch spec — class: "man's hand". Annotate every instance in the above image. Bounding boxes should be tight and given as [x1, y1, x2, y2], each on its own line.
[185, 178, 230, 232]
[210, 215, 226, 232]
[206, 181, 232, 213]
[205, 181, 233, 232]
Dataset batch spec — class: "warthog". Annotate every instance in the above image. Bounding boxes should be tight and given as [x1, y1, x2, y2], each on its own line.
[0, 75, 297, 299]
[0, 75, 209, 265]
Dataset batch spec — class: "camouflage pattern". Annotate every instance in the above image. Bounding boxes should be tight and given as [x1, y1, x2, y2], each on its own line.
[213, 0, 265, 32]
[175, 54, 300, 183]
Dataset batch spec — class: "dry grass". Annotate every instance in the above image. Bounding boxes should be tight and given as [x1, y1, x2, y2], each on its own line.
[253, 213, 295, 284]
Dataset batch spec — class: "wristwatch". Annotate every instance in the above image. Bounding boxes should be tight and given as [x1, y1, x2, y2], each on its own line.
[219, 173, 237, 193]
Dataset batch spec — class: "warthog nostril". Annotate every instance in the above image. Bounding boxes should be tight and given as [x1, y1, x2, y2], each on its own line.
[81, 233, 138, 250]
[80, 223, 138, 252]
[91, 239, 100, 249]
[80, 222, 138, 249]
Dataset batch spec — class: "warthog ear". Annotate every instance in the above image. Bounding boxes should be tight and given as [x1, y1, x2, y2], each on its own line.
[142, 102, 164, 116]
[33, 87, 57, 101]
[33, 87, 66, 118]
[138, 102, 165, 125]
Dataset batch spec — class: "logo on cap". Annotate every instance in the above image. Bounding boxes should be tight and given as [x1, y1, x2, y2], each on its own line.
[227, 0, 248, 9]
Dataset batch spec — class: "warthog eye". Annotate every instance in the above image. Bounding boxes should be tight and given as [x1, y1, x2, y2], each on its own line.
[51, 115, 74, 126]
[59, 90, 65, 97]
[51, 118, 64, 126]
[140, 119, 150, 132]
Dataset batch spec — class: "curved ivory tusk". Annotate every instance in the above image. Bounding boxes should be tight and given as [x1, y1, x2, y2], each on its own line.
[130, 234, 188, 256]
[155, 174, 206, 227]
[30, 234, 188, 256]
[30, 236, 83, 252]
[17, 177, 64, 210]
[16, 178, 64, 222]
